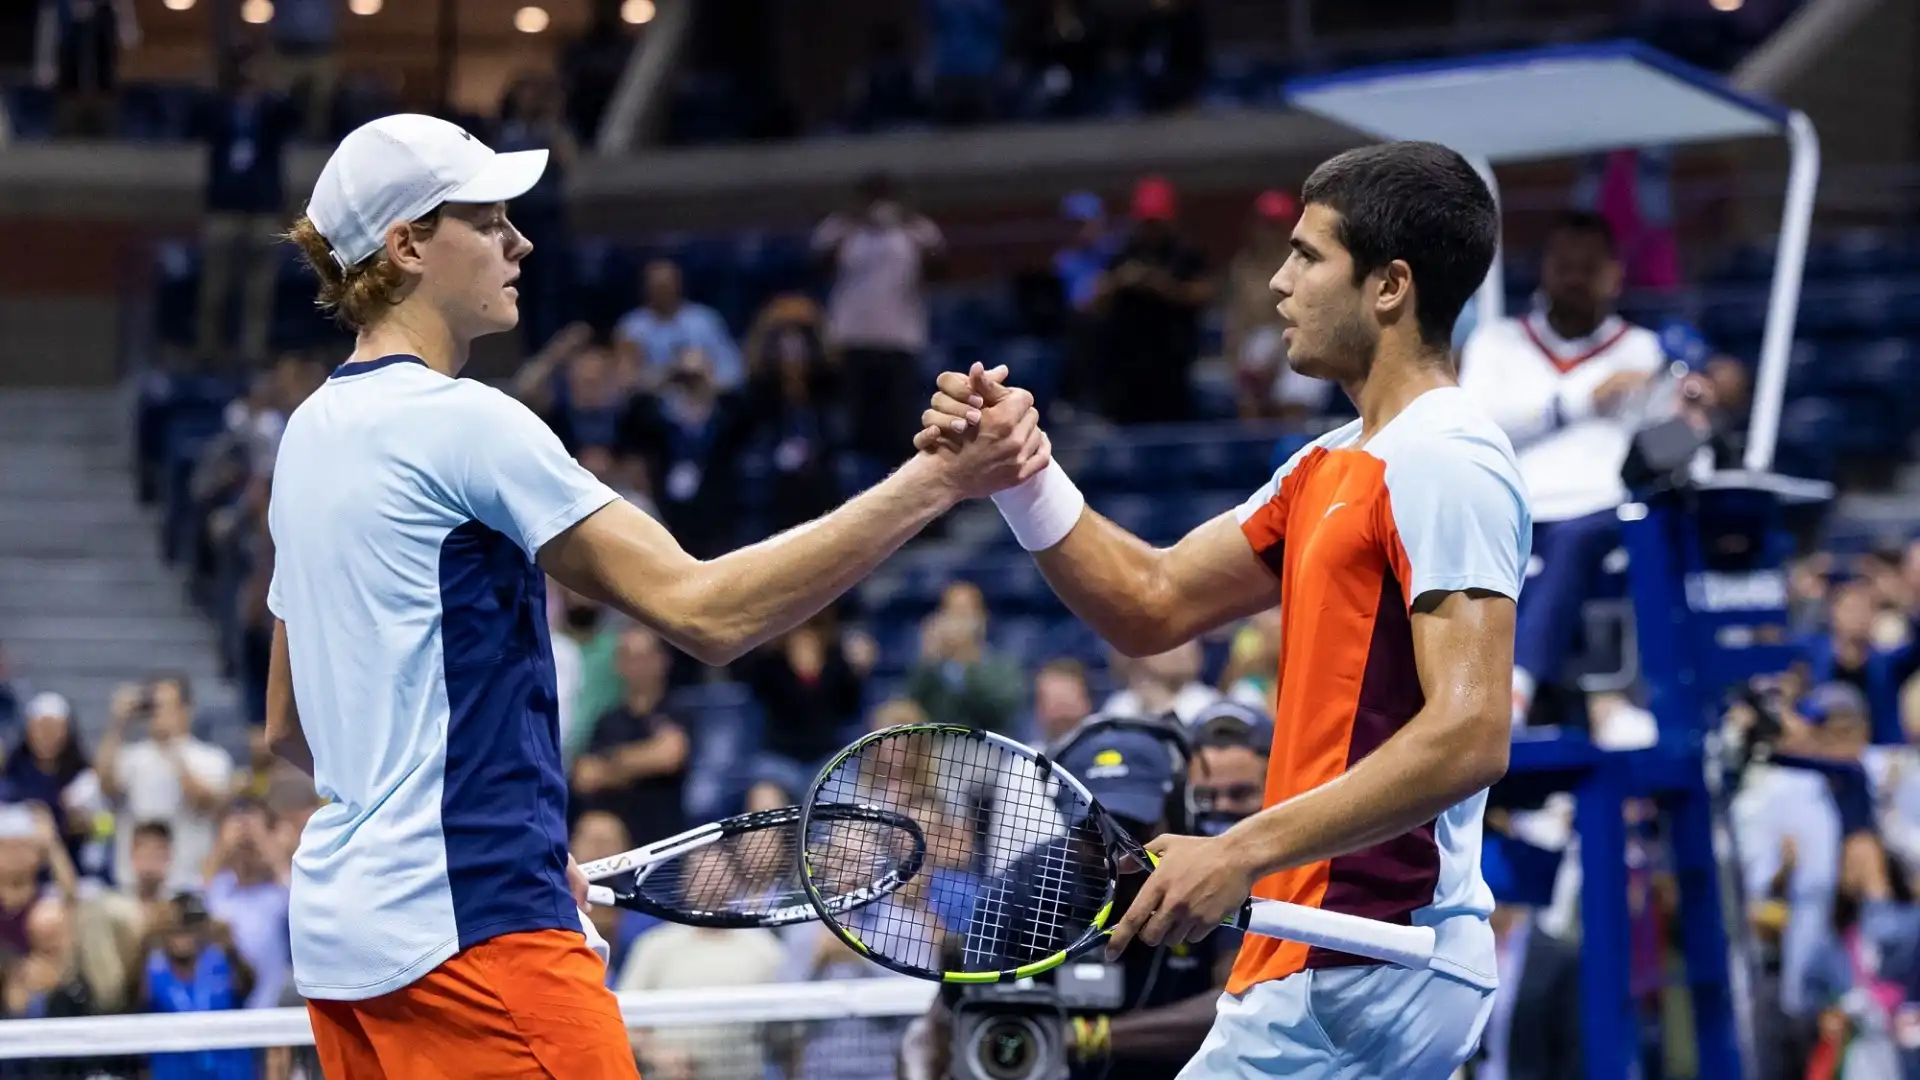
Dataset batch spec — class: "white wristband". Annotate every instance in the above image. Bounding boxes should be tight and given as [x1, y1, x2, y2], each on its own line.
[990, 463, 1086, 552]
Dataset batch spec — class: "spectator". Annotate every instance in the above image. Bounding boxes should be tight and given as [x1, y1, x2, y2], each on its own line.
[96, 676, 234, 895]
[1217, 609, 1279, 710]
[845, 23, 924, 132]
[1052, 191, 1119, 413]
[559, 0, 633, 141]
[0, 803, 76, 961]
[495, 73, 581, 353]
[202, 800, 290, 1010]
[1031, 657, 1093, 745]
[112, 820, 177, 941]
[813, 173, 945, 460]
[551, 585, 627, 763]
[1, 693, 92, 860]
[617, 346, 753, 560]
[743, 298, 845, 535]
[926, 0, 1006, 126]
[1187, 701, 1271, 837]
[1223, 191, 1325, 421]
[615, 259, 745, 390]
[570, 626, 690, 850]
[34, 0, 137, 136]
[273, 0, 338, 139]
[1102, 639, 1220, 727]
[741, 610, 875, 806]
[192, 47, 299, 370]
[905, 582, 1023, 735]
[617, 845, 788, 1080]
[1089, 176, 1212, 424]
[1126, 0, 1206, 112]
[1458, 212, 1666, 729]
[0, 897, 134, 1080]
[1802, 579, 1913, 747]
[138, 893, 255, 1080]
[0, 645, 18, 742]
[1018, 0, 1110, 119]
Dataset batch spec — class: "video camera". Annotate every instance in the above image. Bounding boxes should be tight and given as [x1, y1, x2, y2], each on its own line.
[946, 962, 1126, 1080]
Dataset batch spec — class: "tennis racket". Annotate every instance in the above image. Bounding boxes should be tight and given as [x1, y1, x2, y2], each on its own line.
[795, 723, 1437, 983]
[582, 802, 924, 928]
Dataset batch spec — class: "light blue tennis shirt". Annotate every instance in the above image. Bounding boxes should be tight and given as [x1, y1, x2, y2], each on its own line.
[267, 354, 619, 1000]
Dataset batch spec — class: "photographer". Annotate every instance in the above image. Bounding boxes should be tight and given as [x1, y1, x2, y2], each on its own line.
[904, 718, 1233, 1080]
[137, 892, 256, 1080]
[1185, 702, 1273, 837]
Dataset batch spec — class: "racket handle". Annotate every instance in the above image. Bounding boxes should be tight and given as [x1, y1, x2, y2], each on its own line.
[586, 884, 616, 907]
[1234, 899, 1437, 971]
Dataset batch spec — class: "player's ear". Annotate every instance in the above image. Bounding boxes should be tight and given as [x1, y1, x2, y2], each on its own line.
[385, 220, 428, 276]
[1374, 259, 1414, 321]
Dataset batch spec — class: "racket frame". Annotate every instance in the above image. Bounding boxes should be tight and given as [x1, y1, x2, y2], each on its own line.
[796, 723, 1126, 984]
[584, 802, 926, 929]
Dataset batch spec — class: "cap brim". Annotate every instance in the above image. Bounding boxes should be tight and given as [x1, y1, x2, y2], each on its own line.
[445, 148, 549, 205]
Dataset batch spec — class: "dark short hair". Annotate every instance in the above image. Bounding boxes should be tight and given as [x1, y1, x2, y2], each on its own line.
[132, 820, 174, 846]
[148, 671, 194, 706]
[1299, 141, 1498, 347]
[1548, 210, 1617, 256]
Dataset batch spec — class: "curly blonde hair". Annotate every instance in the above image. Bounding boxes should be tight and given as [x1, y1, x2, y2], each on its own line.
[283, 210, 441, 330]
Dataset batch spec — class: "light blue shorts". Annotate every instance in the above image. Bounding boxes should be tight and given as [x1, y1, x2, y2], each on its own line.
[1175, 964, 1494, 1080]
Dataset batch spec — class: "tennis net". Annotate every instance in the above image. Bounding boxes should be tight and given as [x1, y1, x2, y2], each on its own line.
[0, 978, 935, 1080]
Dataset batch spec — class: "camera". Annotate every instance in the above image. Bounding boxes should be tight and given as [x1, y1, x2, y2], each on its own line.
[947, 962, 1126, 1080]
[949, 986, 1068, 1080]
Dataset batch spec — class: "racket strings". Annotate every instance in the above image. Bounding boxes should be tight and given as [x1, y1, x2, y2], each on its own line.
[639, 809, 920, 925]
[807, 730, 1113, 976]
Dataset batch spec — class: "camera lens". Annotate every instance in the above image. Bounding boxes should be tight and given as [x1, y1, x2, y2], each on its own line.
[972, 1016, 1044, 1080]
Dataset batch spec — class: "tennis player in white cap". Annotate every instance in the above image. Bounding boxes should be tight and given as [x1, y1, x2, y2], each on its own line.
[268, 114, 1049, 1077]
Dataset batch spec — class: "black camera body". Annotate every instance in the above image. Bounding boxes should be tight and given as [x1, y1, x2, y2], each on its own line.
[949, 986, 1069, 1080]
[947, 962, 1127, 1080]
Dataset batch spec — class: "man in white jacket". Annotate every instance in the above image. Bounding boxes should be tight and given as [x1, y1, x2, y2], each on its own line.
[1459, 211, 1667, 726]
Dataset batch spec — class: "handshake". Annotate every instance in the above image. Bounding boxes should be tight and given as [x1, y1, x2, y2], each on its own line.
[909, 363, 1054, 503]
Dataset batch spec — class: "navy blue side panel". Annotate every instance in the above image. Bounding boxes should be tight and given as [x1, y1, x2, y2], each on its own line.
[438, 520, 574, 950]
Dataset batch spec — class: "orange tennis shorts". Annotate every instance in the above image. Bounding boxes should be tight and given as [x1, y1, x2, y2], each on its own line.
[307, 927, 640, 1079]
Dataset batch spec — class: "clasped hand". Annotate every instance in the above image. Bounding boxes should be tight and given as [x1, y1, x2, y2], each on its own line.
[913, 363, 1053, 500]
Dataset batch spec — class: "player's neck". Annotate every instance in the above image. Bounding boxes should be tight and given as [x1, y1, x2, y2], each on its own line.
[1348, 340, 1455, 442]
[356, 303, 469, 378]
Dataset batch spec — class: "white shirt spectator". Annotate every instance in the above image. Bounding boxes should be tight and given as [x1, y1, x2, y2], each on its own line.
[1103, 683, 1223, 728]
[111, 738, 233, 895]
[1458, 310, 1665, 523]
[617, 925, 787, 1078]
[814, 208, 943, 353]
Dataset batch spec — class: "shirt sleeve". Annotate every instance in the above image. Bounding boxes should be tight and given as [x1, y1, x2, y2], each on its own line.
[1380, 435, 1532, 607]
[1232, 436, 1328, 575]
[454, 387, 620, 558]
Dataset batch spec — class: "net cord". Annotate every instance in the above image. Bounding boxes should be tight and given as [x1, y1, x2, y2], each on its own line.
[0, 978, 938, 1059]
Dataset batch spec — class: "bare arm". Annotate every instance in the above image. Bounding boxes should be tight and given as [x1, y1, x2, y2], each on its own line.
[171, 751, 225, 815]
[1034, 511, 1279, 658]
[542, 387, 1044, 665]
[1226, 589, 1513, 874]
[265, 619, 313, 776]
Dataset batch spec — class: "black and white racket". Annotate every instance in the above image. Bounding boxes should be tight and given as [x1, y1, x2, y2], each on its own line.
[582, 803, 924, 929]
[795, 723, 1437, 983]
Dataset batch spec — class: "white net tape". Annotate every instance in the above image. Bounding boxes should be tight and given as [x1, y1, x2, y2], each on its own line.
[0, 978, 937, 1079]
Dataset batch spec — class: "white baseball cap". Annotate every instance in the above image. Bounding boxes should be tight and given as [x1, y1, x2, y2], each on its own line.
[307, 113, 549, 270]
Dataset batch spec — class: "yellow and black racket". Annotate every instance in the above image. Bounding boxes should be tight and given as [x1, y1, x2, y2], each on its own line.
[795, 723, 1437, 983]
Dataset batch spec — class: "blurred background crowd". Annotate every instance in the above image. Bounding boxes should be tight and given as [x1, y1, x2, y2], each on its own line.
[0, 0, 1918, 1078]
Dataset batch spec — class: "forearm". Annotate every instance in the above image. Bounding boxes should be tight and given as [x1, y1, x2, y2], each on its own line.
[176, 767, 223, 813]
[609, 457, 955, 664]
[1226, 708, 1507, 875]
[1105, 991, 1219, 1063]
[612, 734, 687, 782]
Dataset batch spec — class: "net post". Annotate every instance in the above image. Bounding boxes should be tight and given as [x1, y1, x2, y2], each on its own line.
[1743, 108, 1820, 474]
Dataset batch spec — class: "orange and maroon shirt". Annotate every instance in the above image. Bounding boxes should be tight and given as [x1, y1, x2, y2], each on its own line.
[1226, 386, 1531, 995]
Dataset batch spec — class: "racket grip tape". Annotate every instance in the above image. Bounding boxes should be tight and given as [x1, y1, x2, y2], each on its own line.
[1232, 899, 1438, 971]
